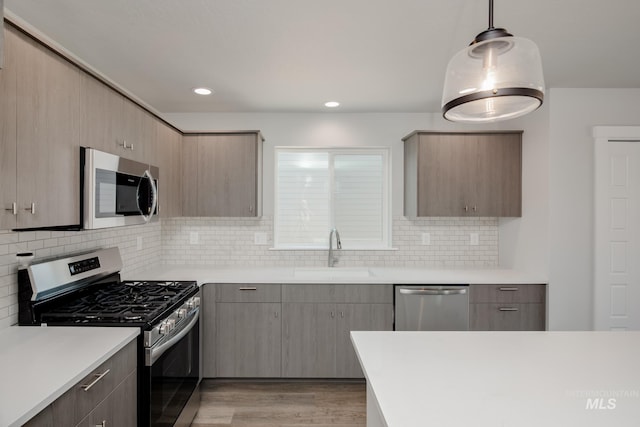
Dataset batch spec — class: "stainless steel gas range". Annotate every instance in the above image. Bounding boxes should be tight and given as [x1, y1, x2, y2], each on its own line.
[18, 247, 201, 427]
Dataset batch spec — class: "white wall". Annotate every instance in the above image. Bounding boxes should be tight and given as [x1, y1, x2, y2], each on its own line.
[547, 88, 640, 331]
[165, 110, 549, 273]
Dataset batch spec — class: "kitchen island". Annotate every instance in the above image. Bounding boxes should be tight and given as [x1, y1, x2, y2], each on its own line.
[351, 331, 640, 427]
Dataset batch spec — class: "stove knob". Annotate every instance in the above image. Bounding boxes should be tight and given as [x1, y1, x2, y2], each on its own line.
[166, 318, 176, 331]
[176, 308, 188, 318]
[159, 321, 171, 335]
[187, 296, 201, 309]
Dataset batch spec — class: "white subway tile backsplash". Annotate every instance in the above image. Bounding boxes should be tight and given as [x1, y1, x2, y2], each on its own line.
[161, 216, 499, 268]
[0, 215, 499, 331]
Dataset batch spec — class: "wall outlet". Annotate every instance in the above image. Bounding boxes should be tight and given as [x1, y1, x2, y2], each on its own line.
[254, 232, 268, 245]
[470, 233, 479, 246]
[189, 231, 199, 245]
[136, 236, 143, 251]
[421, 232, 431, 245]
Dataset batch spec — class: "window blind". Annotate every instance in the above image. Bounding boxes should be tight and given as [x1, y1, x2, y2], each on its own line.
[275, 149, 389, 249]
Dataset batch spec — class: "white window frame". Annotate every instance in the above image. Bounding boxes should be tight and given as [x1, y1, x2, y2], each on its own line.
[274, 146, 392, 250]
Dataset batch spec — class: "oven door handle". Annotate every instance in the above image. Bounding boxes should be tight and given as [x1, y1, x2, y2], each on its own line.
[146, 307, 199, 366]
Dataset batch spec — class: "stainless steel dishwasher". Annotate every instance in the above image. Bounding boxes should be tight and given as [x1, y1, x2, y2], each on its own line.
[394, 285, 469, 330]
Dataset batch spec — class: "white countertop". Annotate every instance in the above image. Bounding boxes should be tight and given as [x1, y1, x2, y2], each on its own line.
[351, 331, 640, 427]
[125, 265, 546, 285]
[0, 326, 139, 427]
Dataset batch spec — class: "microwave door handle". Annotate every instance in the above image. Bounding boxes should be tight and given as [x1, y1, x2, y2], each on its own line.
[138, 169, 157, 223]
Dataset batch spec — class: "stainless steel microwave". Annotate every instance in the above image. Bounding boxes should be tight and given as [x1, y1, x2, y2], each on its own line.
[81, 147, 159, 229]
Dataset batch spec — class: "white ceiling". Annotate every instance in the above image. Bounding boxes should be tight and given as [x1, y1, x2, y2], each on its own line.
[5, 0, 640, 114]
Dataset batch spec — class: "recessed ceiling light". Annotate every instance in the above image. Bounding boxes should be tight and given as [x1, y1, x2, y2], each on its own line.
[324, 101, 340, 108]
[193, 87, 213, 95]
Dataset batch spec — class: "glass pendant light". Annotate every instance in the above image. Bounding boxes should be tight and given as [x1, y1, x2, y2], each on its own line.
[441, 0, 545, 123]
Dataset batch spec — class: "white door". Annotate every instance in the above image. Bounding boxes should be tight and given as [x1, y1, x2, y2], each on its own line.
[594, 127, 640, 330]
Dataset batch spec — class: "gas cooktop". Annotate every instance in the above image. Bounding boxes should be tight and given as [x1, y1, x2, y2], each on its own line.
[40, 280, 198, 324]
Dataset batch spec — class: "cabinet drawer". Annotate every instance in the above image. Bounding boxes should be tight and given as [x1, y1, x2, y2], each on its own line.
[282, 284, 393, 303]
[51, 340, 137, 425]
[75, 370, 137, 427]
[470, 284, 546, 303]
[215, 283, 281, 302]
[341, 284, 393, 303]
[470, 303, 545, 331]
[282, 284, 338, 302]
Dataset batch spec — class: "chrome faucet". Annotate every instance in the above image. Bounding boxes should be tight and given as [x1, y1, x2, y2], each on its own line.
[328, 228, 342, 267]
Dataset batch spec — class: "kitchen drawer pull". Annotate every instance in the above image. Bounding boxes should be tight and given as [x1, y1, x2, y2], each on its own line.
[499, 287, 519, 291]
[498, 307, 519, 312]
[399, 288, 467, 296]
[80, 368, 110, 392]
[238, 287, 257, 291]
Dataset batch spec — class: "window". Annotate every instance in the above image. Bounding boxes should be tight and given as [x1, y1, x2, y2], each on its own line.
[274, 147, 391, 249]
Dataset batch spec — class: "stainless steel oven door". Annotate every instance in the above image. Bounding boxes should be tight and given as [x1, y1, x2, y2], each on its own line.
[145, 307, 200, 427]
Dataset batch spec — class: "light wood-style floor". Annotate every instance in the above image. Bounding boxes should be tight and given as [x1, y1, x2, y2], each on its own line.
[191, 381, 366, 427]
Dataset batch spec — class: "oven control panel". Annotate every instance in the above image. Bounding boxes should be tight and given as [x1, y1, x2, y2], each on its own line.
[68, 256, 101, 276]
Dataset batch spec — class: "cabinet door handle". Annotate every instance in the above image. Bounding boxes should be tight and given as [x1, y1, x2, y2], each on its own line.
[499, 287, 519, 292]
[464, 205, 469, 212]
[80, 369, 110, 391]
[129, 142, 134, 151]
[498, 307, 519, 312]
[249, 205, 253, 213]
[330, 311, 335, 318]
[473, 205, 477, 212]
[5, 202, 17, 215]
[340, 311, 344, 318]
[121, 140, 129, 149]
[238, 287, 257, 291]
[275, 311, 279, 318]
[95, 421, 106, 427]
[25, 202, 36, 215]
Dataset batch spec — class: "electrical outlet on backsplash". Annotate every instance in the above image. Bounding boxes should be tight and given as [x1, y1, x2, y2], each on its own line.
[161, 216, 499, 267]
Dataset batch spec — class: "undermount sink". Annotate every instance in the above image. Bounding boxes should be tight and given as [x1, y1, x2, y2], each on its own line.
[293, 267, 374, 279]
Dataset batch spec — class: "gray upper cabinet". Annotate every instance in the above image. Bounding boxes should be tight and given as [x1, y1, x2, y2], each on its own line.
[0, 22, 182, 230]
[155, 121, 183, 218]
[0, 26, 17, 230]
[182, 132, 263, 217]
[79, 73, 126, 156]
[13, 25, 81, 229]
[403, 131, 522, 217]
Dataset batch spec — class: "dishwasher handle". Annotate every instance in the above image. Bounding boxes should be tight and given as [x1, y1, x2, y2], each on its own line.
[398, 287, 467, 296]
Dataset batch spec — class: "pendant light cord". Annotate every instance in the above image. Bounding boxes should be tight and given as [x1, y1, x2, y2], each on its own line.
[488, 0, 494, 29]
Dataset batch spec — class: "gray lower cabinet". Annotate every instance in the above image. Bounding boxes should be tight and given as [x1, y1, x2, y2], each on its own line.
[203, 283, 392, 379]
[23, 340, 137, 427]
[212, 284, 282, 378]
[469, 284, 546, 331]
[282, 302, 336, 377]
[282, 284, 393, 378]
[335, 303, 393, 378]
[216, 302, 281, 377]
